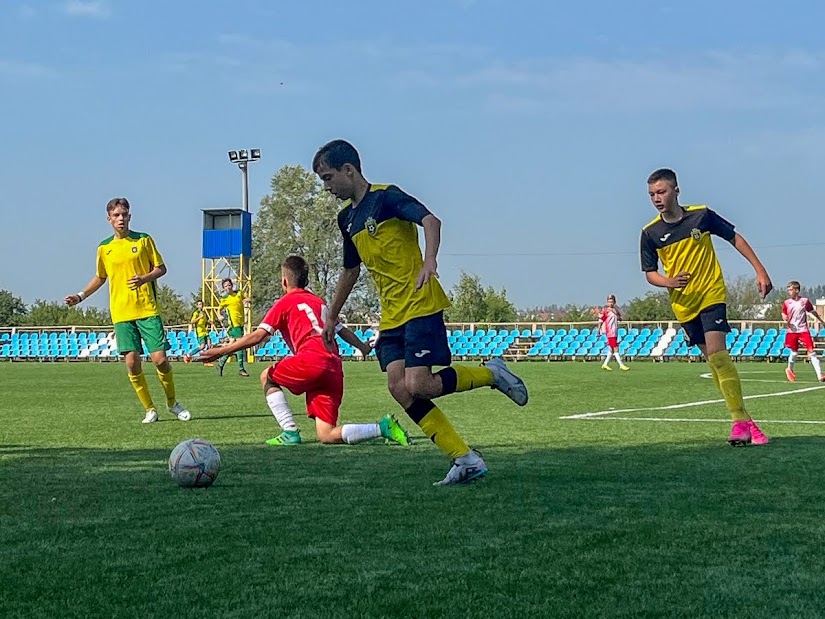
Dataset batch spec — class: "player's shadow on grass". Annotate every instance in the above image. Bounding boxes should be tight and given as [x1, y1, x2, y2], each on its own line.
[182, 412, 272, 421]
[7, 439, 825, 617]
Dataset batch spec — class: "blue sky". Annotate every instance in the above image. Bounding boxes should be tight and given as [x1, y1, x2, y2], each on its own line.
[3, 0, 825, 311]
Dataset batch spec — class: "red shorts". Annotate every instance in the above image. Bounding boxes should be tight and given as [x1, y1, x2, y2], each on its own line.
[785, 331, 814, 352]
[607, 336, 618, 349]
[267, 353, 343, 426]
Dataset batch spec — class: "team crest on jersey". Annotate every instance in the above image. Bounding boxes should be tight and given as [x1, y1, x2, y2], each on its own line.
[690, 228, 702, 241]
[365, 217, 378, 236]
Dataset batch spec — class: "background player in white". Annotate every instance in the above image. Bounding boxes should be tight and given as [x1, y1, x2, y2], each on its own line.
[782, 280, 825, 382]
[598, 294, 629, 371]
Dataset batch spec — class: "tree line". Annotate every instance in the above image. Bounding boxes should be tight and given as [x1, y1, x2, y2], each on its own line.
[0, 165, 811, 328]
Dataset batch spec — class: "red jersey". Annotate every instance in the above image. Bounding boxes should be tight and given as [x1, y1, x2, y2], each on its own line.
[782, 297, 814, 334]
[259, 289, 339, 357]
[599, 307, 620, 338]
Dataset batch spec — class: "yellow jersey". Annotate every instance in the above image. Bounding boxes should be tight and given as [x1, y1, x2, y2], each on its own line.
[190, 310, 209, 338]
[218, 291, 245, 328]
[337, 184, 450, 330]
[95, 231, 164, 323]
[640, 205, 735, 323]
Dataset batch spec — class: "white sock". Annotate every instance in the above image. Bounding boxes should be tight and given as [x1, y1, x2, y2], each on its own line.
[341, 423, 381, 444]
[603, 351, 611, 366]
[613, 352, 623, 365]
[811, 353, 822, 377]
[789, 352, 798, 371]
[265, 391, 297, 431]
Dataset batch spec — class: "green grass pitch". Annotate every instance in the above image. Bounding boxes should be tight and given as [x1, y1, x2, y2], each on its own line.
[3, 361, 825, 618]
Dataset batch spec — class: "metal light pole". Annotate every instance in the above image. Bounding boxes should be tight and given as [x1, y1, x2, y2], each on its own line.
[227, 148, 261, 212]
[226, 148, 261, 361]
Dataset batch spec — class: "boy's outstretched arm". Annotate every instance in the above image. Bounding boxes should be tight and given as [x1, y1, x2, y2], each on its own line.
[198, 328, 269, 363]
[732, 233, 773, 298]
[338, 325, 372, 356]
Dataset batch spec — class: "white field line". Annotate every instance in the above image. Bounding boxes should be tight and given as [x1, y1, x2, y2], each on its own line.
[560, 372, 825, 422]
[577, 417, 825, 425]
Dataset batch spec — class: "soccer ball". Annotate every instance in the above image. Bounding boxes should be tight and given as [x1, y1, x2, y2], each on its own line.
[168, 438, 221, 488]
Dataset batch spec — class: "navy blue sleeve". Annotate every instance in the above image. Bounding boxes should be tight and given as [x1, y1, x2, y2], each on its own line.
[640, 230, 659, 272]
[382, 186, 432, 224]
[705, 208, 736, 243]
[337, 209, 361, 269]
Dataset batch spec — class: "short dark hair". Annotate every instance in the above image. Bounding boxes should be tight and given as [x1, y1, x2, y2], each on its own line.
[106, 197, 130, 213]
[312, 139, 362, 174]
[647, 168, 678, 187]
[788, 280, 801, 289]
[282, 255, 309, 289]
[221, 278, 234, 288]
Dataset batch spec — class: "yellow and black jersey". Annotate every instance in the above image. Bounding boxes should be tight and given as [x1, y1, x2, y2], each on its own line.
[95, 231, 163, 323]
[338, 184, 450, 330]
[640, 205, 736, 323]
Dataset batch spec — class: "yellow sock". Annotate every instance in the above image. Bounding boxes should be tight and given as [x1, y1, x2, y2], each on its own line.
[128, 373, 155, 411]
[156, 366, 177, 408]
[707, 351, 750, 421]
[405, 399, 469, 459]
[437, 366, 494, 395]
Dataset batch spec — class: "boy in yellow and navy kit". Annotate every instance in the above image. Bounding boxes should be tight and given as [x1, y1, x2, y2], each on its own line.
[640, 168, 772, 445]
[314, 139, 529, 486]
[65, 197, 191, 424]
[216, 278, 249, 377]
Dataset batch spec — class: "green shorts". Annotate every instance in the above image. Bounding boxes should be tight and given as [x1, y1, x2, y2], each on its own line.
[197, 334, 209, 346]
[114, 316, 170, 354]
[228, 326, 244, 339]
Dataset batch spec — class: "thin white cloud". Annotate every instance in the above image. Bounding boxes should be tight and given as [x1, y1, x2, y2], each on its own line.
[0, 58, 55, 78]
[62, 1, 110, 18]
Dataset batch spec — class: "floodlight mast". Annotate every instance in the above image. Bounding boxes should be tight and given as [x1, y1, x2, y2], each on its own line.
[226, 148, 261, 212]
[224, 148, 261, 360]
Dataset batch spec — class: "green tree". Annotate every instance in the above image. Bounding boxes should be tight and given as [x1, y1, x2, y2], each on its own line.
[156, 284, 190, 326]
[559, 305, 597, 323]
[251, 164, 377, 322]
[0, 289, 27, 326]
[21, 300, 111, 326]
[624, 291, 675, 321]
[444, 272, 518, 323]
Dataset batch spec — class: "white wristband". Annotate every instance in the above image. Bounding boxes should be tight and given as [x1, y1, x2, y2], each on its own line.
[77, 291, 86, 301]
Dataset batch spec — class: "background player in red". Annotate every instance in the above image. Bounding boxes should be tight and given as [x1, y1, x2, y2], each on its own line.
[781, 280, 825, 383]
[199, 256, 410, 447]
[597, 294, 629, 371]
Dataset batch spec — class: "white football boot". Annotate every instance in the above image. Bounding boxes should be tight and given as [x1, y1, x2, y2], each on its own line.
[433, 450, 488, 487]
[483, 358, 529, 406]
[142, 409, 159, 424]
[168, 402, 191, 421]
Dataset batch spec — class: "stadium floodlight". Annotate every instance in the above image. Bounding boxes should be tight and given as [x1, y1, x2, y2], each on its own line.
[227, 147, 261, 212]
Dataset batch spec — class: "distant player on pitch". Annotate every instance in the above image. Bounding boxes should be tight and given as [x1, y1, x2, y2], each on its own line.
[782, 280, 825, 383]
[640, 168, 772, 446]
[198, 256, 410, 447]
[64, 197, 191, 424]
[597, 294, 629, 371]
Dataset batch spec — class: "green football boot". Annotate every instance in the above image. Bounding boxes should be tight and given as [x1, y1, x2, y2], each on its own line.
[379, 414, 411, 446]
[265, 430, 302, 446]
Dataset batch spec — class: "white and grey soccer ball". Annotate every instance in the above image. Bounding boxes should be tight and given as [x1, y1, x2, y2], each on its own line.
[168, 438, 221, 488]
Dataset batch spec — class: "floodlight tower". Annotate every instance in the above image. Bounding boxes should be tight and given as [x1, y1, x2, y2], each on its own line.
[200, 149, 260, 354]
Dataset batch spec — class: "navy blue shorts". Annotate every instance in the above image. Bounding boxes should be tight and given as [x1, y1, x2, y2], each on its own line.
[680, 303, 730, 347]
[374, 311, 452, 371]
